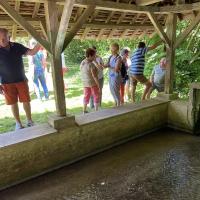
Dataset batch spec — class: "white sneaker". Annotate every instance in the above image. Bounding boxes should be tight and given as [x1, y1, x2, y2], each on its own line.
[15, 123, 24, 131]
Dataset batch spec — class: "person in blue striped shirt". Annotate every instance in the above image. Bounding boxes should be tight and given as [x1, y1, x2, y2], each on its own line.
[129, 41, 162, 102]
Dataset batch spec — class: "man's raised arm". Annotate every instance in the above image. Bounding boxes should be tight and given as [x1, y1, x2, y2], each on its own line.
[147, 40, 163, 51]
[26, 43, 41, 56]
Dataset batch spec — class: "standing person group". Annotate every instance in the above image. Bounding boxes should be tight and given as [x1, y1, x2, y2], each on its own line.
[80, 41, 166, 113]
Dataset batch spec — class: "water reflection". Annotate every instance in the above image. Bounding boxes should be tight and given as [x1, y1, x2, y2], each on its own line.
[1, 130, 200, 200]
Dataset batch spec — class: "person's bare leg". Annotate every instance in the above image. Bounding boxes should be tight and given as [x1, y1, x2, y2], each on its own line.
[147, 87, 154, 99]
[23, 102, 33, 122]
[131, 85, 136, 103]
[83, 104, 88, 113]
[125, 83, 130, 101]
[94, 103, 99, 111]
[11, 103, 22, 126]
[142, 82, 152, 100]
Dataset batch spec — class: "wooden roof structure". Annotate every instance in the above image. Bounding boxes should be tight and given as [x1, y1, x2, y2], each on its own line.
[0, 0, 200, 40]
[0, 0, 200, 117]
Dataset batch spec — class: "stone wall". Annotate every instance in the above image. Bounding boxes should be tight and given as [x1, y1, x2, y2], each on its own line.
[1, 82, 200, 190]
[0, 99, 168, 190]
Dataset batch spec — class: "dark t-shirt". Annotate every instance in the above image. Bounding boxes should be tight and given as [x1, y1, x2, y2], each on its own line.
[0, 42, 29, 84]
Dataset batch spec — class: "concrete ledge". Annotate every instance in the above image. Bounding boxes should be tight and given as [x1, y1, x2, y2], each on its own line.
[0, 85, 200, 190]
[0, 124, 57, 148]
[0, 99, 168, 190]
[75, 99, 167, 125]
[156, 92, 179, 101]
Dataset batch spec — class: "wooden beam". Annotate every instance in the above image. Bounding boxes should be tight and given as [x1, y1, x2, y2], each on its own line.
[10, 0, 200, 14]
[159, 2, 200, 13]
[81, 27, 90, 40]
[45, 0, 59, 48]
[165, 14, 177, 94]
[0, 0, 51, 53]
[106, 11, 115, 23]
[74, 7, 84, 21]
[32, 3, 40, 18]
[121, 29, 129, 38]
[97, 28, 105, 40]
[116, 12, 126, 24]
[89, 10, 98, 22]
[12, 1, 20, 41]
[40, 20, 48, 40]
[45, 0, 66, 116]
[55, 0, 75, 57]
[84, 23, 155, 30]
[175, 12, 200, 49]
[0, 16, 155, 31]
[108, 28, 116, 38]
[136, 0, 163, 6]
[147, 12, 170, 47]
[63, 5, 95, 50]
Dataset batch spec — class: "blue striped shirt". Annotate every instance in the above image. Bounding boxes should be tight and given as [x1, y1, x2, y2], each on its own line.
[130, 47, 148, 75]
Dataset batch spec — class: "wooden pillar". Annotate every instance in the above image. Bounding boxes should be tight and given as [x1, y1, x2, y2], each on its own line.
[45, 0, 71, 117]
[165, 14, 177, 94]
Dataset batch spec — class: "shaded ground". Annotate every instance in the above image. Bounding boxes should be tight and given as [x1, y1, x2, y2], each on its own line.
[1, 129, 200, 200]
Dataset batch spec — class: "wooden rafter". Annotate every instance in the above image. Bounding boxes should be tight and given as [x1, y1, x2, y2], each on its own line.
[175, 12, 200, 48]
[0, 16, 156, 30]
[147, 12, 170, 47]
[55, 0, 75, 56]
[108, 28, 116, 38]
[116, 12, 126, 24]
[81, 27, 90, 40]
[40, 20, 48, 39]
[89, 10, 99, 22]
[7, 0, 200, 14]
[97, 28, 105, 40]
[136, 0, 163, 6]
[12, 1, 20, 41]
[32, 3, 40, 18]
[63, 5, 95, 50]
[121, 29, 129, 37]
[0, 0, 51, 52]
[74, 7, 84, 21]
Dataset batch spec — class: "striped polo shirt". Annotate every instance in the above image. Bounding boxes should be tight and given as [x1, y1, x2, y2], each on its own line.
[130, 47, 148, 75]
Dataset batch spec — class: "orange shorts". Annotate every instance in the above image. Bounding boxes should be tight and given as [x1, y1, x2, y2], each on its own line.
[2, 81, 30, 105]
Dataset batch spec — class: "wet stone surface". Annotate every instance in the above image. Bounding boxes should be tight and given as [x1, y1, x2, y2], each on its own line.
[1, 129, 200, 200]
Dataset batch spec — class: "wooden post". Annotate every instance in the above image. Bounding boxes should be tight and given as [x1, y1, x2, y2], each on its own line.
[165, 14, 177, 94]
[45, 0, 73, 117]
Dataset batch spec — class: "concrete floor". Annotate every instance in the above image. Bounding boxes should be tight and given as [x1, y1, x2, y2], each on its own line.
[1, 129, 200, 200]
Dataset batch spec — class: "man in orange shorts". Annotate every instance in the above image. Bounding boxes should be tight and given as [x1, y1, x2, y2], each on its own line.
[0, 28, 41, 130]
[129, 41, 162, 102]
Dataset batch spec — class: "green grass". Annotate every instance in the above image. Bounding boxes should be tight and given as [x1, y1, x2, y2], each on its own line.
[0, 63, 147, 134]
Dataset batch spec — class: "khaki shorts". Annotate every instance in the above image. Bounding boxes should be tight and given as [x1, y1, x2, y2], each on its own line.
[130, 75, 148, 86]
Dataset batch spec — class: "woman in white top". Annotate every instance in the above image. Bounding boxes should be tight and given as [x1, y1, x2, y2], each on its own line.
[80, 48, 100, 114]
